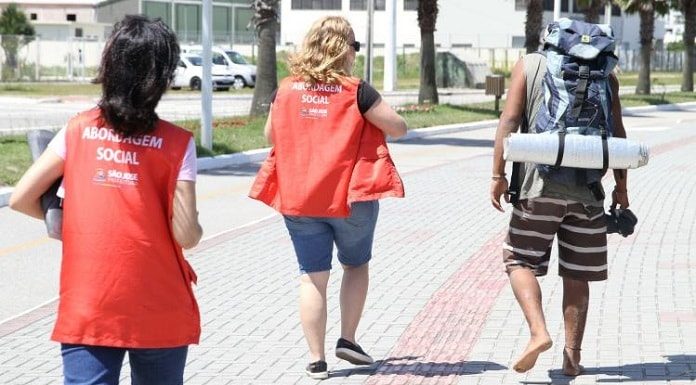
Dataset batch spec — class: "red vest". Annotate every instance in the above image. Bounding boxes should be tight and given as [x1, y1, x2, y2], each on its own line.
[53, 108, 200, 348]
[249, 76, 404, 217]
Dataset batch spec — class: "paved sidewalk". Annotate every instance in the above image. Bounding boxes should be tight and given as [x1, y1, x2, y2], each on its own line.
[1, 114, 695, 384]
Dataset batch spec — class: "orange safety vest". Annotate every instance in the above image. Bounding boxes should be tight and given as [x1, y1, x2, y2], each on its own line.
[52, 108, 200, 348]
[249, 76, 404, 217]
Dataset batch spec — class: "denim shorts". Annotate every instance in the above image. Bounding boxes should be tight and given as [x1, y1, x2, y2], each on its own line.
[61, 344, 188, 385]
[283, 200, 379, 274]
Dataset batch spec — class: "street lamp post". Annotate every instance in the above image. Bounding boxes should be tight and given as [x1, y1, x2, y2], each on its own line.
[364, 0, 374, 84]
[383, 0, 397, 92]
[553, 0, 561, 21]
[201, 0, 213, 151]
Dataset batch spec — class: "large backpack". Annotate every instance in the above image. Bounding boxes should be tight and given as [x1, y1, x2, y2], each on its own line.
[532, 18, 618, 200]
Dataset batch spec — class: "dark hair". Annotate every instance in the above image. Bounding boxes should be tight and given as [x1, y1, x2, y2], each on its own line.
[95, 15, 179, 137]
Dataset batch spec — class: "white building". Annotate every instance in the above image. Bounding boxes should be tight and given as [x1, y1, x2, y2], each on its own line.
[663, 9, 685, 45]
[1, 0, 110, 41]
[279, 0, 665, 51]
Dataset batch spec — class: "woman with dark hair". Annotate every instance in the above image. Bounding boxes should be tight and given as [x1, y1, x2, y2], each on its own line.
[9, 15, 202, 384]
[250, 16, 407, 379]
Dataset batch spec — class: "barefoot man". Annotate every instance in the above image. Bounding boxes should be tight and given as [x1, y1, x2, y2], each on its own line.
[489, 49, 629, 376]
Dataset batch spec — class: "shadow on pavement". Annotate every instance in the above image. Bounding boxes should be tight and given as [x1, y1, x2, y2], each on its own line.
[198, 163, 261, 177]
[329, 356, 507, 379]
[539, 355, 696, 384]
[400, 137, 495, 148]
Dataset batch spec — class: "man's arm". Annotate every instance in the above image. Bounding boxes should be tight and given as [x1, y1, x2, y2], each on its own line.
[491, 58, 526, 212]
[608, 74, 629, 208]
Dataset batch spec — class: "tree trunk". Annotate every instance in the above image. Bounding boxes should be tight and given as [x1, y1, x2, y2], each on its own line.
[636, 7, 654, 95]
[525, 0, 543, 54]
[583, 0, 603, 23]
[417, 0, 438, 105]
[681, 0, 696, 92]
[419, 29, 438, 104]
[250, 18, 278, 116]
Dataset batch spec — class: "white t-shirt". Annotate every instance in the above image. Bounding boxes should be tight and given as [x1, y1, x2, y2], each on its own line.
[48, 126, 197, 181]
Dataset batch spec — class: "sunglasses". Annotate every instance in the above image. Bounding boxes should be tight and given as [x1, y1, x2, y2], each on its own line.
[350, 41, 361, 52]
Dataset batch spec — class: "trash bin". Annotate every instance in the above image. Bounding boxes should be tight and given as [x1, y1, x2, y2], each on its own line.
[485, 75, 505, 113]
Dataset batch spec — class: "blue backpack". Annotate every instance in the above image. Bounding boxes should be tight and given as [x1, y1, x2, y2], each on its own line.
[534, 18, 618, 199]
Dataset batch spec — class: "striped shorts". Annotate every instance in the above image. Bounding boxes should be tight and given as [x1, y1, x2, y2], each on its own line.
[503, 197, 608, 281]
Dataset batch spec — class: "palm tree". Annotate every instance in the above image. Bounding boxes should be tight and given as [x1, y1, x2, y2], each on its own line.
[672, 0, 696, 91]
[249, 0, 279, 116]
[616, 0, 670, 94]
[577, 0, 611, 23]
[0, 3, 35, 80]
[525, 0, 543, 54]
[417, 0, 438, 105]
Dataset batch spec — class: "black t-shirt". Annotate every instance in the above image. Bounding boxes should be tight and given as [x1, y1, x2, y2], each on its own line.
[269, 80, 381, 115]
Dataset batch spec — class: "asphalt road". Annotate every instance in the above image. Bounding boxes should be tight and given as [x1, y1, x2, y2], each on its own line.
[0, 89, 494, 135]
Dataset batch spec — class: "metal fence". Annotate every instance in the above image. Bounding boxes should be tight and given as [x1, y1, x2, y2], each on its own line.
[0, 34, 690, 83]
[0, 33, 259, 83]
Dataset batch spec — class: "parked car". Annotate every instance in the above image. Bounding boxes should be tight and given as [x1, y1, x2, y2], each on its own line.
[181, 45, 256, 89]
[171, 54, 236, 91]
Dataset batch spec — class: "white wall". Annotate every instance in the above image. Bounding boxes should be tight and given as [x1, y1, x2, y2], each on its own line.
[435, 0, 525, 48]
[280, 0, 419, 48]
[279, 0, 665, 52]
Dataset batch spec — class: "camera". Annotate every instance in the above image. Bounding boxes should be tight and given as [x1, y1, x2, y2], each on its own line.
[605, 208, 638, 237]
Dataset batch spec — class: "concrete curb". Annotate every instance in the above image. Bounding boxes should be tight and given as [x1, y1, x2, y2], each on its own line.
[196, 119, 501, 173]
[0, 187, 12, 208]
[3, 102, 696, 208]
[621, 101, 696, 115]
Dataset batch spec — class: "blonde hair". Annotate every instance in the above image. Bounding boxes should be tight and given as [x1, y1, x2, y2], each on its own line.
[289, 16, 353, 85]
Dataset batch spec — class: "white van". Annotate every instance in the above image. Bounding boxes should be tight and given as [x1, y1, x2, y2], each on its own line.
[171, 54, 236, 91]
[181, 45, 256, 90]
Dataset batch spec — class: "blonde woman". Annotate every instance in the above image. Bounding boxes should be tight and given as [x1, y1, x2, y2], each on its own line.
[250, 16, 407, 379]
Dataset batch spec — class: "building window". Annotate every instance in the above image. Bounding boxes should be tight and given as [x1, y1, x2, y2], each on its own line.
[404, 0, 417, 10]
[66, 13, 76, 21]
[512, 36, 526, 48]
[612, 4, 620, 16]
[143, 1, 172, 26]
[541, 0, 568, 12]
[30, 13, 37, 20]
[176, 4, 201, 43]
[75, 28, 83, 38]
[213, 6, 231, 43]
[291, 0, 341, 10]
[350, 0, 385, 11]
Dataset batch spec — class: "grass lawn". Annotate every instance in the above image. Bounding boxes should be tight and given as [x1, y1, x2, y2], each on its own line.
[2, 91, 696, 186]
[0, 136, 33, 187]
[0, 70, 687, 98]
[616, 71, 686, 88]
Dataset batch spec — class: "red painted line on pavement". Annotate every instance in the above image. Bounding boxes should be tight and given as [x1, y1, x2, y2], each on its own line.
[660, 312, 696, 323]
[0, 300, 57, 339]
[364, 231, 508, 385]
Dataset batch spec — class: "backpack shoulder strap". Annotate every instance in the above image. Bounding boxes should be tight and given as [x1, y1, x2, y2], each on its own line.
[509, 53, 543, 204]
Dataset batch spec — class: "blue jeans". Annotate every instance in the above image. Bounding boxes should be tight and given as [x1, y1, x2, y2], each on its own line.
[283, 200, 379, 273]
[61, 344, 188, 385]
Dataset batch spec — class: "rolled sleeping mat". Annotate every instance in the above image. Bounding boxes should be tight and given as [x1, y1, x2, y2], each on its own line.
[503, 133, 650, 169]
[26, 129, 63, 240]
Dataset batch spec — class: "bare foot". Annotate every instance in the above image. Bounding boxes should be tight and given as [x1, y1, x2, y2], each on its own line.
[562, 346, 584, 376]
[513, 335, 553, 373]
